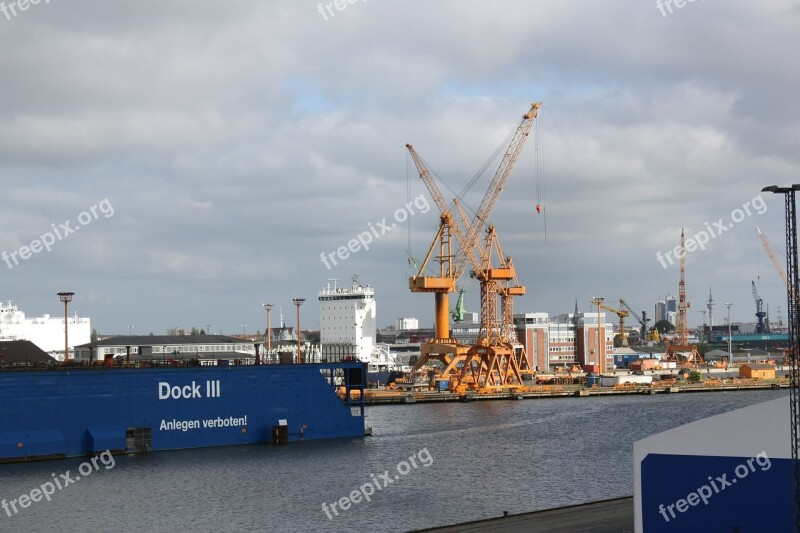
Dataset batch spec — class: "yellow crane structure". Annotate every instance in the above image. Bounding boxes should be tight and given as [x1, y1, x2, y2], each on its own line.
[405, 144, 469, 371]
[457, 219, 527, 392]
[597, 299, 629, 347]
[406, 103, 541, 391]
[620, 299, 657, 341]
[664, 228, 703, 365]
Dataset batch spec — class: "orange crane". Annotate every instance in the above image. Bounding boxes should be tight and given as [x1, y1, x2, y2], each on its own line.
[452, 218, 527, 392]
[405, 103, 541, 387]
[405, 145, 486, 378]
[444, 103, 540, 391]
[757, 226, 796, 365]
[664, 229, 703, 365]
[597, 299, 629, 347]
[758, 226, 795, 300]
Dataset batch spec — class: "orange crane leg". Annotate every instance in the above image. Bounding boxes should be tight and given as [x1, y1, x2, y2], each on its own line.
[435, 292, 450, 341]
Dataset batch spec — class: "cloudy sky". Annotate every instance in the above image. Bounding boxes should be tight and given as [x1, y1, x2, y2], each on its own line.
[1, 0, 798, 335]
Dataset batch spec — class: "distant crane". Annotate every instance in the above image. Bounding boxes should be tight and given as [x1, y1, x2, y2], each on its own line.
[758, 226, 789, 289]
[596, 299, 630, 347]
[621, 299, 652, 340]
[451, 288, 467, 322]
[757, 226, 798, 306]
[752, 281, 770, 334]
[664, 229, 703, 365]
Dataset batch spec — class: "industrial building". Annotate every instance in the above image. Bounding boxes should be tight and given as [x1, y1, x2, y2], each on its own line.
[515, 310, 614, 372]
[395, 317, 419, 330]
[738, 362, 777, 379]
[73, 335, 257, 364]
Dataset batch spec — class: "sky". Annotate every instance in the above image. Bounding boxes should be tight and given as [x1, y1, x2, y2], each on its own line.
[1, 0, 798, 335]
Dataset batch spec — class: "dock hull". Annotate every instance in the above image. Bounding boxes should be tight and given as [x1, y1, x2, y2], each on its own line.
[0, 362, 366, 462]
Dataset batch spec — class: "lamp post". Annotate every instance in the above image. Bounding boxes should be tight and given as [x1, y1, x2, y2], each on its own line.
[591, 297, 605, 374]
[57, 292, 74, 363]
[699, 310, 707, 343]
[128, 325, 134, 336]
[762, 184, 800, 532]
[292, 298, 305, 364]
[241, 324, 246, 337]
[725, 303, 733, 365]
[263, 303, 273, 360]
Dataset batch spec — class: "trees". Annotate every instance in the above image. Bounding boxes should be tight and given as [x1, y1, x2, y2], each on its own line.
[654, 320, 675, 334]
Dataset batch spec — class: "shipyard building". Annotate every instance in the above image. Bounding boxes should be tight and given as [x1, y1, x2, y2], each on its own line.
[515, 311, 614, 372]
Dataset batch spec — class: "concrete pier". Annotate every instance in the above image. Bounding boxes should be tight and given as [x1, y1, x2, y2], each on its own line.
[410, 496, 633, 533]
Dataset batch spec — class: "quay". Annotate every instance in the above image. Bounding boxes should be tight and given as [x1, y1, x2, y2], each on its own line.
[410, 496, 633, 532]
[358, 381, 788, 405]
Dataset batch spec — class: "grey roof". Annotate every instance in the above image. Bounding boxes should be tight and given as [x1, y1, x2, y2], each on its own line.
[75, 334, 254, 348]
[0, 340, 56, 363]
[732, 348, 769, 355]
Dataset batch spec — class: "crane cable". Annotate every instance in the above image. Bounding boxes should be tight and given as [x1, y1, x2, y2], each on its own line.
[534, 111, 548, 243]
[406, 147, 411, 271]
[456, 127, 516, 216]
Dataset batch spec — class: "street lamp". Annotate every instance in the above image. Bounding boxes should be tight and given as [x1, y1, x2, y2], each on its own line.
[57, 292, 74, 363]
[699, 310, 707, 343]
[292, 298, 305, 364]
[763, 184, 800, 532]
[591, 297, 605, 374]
[725, 302, 733, 365]
[128, 325, 134, 336]
[263, 303, 274, 360]
[241, 324, 247, 337]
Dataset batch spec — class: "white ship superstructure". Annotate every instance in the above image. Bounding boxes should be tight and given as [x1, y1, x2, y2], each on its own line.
[319, 276, 376, 361]
[0, 301, 91, 357]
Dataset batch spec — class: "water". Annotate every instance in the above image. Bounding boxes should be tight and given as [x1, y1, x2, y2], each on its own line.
[0, 390, 786, 532]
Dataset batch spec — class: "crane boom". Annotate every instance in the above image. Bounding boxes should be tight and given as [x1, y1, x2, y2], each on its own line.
[621, 299, 651, 338]
[452, 198, 487, 276]
[597, 300, 630, 347]
[406, 144, 451, 217]
[758, 226, 790, 288]
[453, 102, 541, 279]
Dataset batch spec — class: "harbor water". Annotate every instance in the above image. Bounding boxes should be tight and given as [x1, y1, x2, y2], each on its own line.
[0, 390, 786, 533]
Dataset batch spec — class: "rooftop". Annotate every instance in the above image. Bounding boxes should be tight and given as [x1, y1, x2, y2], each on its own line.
[76, 334, 254, 348]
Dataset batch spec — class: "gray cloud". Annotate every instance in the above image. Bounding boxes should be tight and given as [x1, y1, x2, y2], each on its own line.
[0, 0, 796, 333]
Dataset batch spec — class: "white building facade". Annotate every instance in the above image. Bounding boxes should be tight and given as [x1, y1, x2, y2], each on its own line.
[396, 317, 419, 331]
